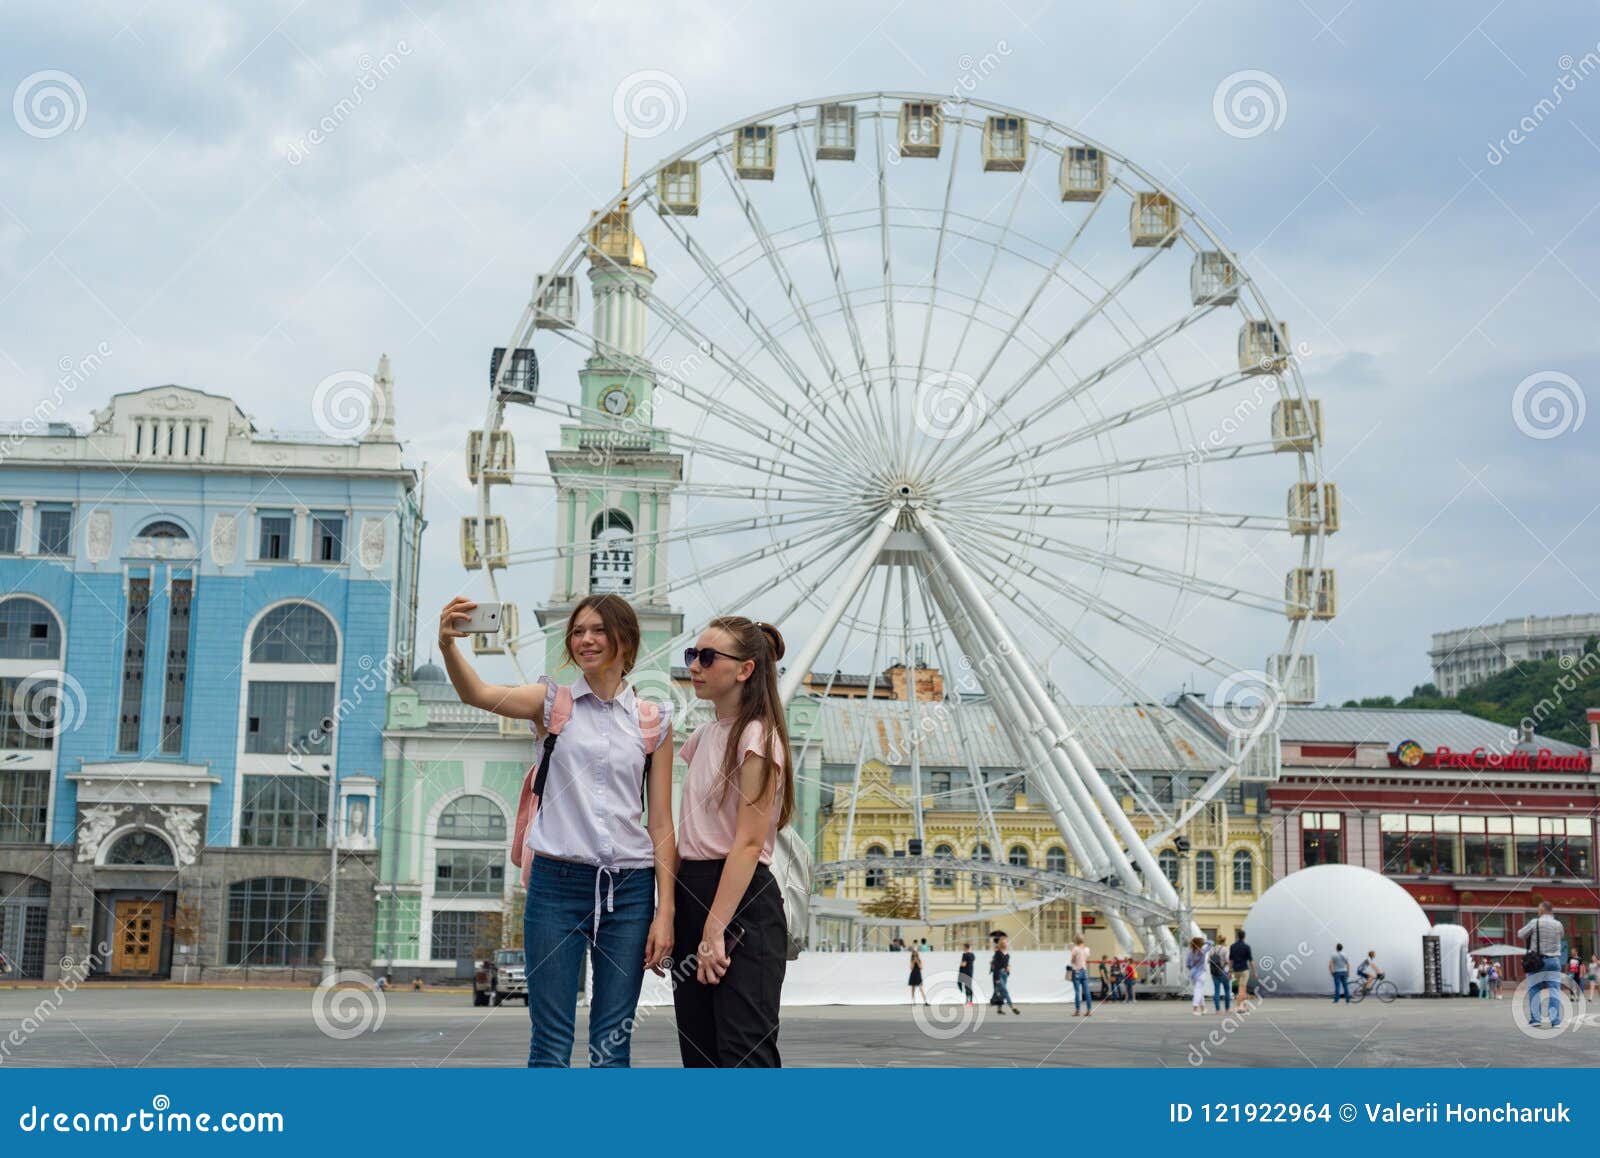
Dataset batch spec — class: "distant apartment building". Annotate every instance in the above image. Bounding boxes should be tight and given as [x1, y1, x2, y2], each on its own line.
[1430, 613, 1600, 696]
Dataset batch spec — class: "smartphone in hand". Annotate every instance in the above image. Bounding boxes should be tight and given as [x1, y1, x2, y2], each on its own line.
[457, 601, 502, 633]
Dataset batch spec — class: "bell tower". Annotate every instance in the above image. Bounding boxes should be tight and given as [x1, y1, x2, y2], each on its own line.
[536, 134, 683, 677]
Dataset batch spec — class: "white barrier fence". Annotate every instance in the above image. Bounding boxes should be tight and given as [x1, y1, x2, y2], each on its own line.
[638, 950, 1125, 1007]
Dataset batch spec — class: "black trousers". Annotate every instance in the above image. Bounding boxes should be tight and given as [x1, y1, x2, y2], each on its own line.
[672, 859, 786, 1068]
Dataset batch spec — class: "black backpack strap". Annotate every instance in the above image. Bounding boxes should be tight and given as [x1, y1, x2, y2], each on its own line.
[532, 732, 559, 800]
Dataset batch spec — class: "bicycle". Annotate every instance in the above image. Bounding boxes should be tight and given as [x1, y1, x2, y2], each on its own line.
[1350, 973, 1397, 1003]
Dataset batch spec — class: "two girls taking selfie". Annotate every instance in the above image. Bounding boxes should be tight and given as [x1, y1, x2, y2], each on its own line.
[437, 593, 793, 1069]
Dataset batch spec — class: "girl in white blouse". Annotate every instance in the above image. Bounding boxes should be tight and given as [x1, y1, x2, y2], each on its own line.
[438, 593, 676, 1067]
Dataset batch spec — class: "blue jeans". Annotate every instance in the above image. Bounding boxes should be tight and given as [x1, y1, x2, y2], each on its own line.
[1332, 970, 1350, 1002]
[1529, 955, 1564, 1025]
[523, 858, 654, 1067]
[1212, 974, 1232, 1011]
[1071, 968, 1092, 1013]
[992, 972, 1013, 1007]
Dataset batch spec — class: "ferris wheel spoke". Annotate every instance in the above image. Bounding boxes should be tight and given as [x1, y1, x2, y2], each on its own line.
[897, 562, 932, 922]
[957, 438, 1285, 503]
[953, 516, 1287, 615]
[871, 99, 902, 464]
[707, 151, 889, 468]
[538, 315, 856, 484]
[836, 566, 896, 896]
[933, 300, 1220, 489]
[494, 505, 849, 569]
[504, 469, 846, 507]
[940, 499, 1294, 533]
[639, 202, 882, 466]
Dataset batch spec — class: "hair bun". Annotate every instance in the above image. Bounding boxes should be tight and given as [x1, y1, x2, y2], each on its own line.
[756, 621, 785, 661]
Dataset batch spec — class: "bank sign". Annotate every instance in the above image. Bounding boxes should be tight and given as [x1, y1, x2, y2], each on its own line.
[1388, 739, 1592, 773]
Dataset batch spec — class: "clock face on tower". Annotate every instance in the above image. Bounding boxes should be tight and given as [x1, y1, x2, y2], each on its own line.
[599, 386, 633, 417]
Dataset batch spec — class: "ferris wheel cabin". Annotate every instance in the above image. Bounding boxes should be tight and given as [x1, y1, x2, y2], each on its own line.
[1059, 146, 1106, 201]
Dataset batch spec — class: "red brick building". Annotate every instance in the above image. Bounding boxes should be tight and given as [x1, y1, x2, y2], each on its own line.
[1263, 706, 1599, 962]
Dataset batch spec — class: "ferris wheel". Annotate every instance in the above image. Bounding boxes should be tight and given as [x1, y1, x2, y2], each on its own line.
[466, 93, 1335, 955]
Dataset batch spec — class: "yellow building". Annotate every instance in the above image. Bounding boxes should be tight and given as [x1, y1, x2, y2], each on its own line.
[807, 666, 1272, 954]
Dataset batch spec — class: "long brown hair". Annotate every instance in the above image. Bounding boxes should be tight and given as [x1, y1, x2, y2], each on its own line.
[708, 615, 794, 829]
[562, 594, 640, 675]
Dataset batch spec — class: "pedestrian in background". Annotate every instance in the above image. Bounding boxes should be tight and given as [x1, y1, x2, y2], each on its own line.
[990, 934, 1019, 1015]
[1187, 936, 1209, 1014]
[1229, 928, 1257, 1009]
[1517, 901, 1565, 1029]
[1068, 935, 1093, 1017]
[1329, 943, 1351, 1004]
[957, 943, 975, 1005]
[1208, 939, 1232, 1013]
[908, 947, 927, 1005]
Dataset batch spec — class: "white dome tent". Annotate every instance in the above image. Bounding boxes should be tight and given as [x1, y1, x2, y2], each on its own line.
[1245, 864, 1430, 995]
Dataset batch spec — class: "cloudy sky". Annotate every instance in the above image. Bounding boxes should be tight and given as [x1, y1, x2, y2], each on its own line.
[3, 1, 1596, 706]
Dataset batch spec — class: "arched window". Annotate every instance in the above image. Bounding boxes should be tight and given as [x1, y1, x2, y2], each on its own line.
[1158, 848, 1180, 886]
[1232, 849, 1255, 895]
[974, 842, 993, 889]
[437, 795, 507, 841]
[864, 844, 887, 889]
[104, 830, 175, 866]
[225, 877, 326, 965]
[589, 510, 634, 594]
[0, 596, 61, 660]
[136, 520, 189, 539]
[1007, 844, 1030, 868]
[250, 603, 337, 664]
[932, 843, 955, 888]
[1195, 850, 1217, 892]
[1045, 846, 1068, 874]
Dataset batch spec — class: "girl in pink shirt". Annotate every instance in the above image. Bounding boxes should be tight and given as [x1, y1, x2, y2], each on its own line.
[673, 616, 794, 1067]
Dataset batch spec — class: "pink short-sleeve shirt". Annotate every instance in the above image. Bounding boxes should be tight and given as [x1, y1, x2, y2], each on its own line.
[677, 718, 784, 863]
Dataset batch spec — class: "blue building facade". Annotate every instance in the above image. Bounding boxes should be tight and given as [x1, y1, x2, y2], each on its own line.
[0, 363, 422, 980]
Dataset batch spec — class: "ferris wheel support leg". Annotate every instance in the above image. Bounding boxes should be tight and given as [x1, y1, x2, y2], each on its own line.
[778, 508, 902, 707]
[923, 568, 1104, 878]
[920, 518, 1192, 952]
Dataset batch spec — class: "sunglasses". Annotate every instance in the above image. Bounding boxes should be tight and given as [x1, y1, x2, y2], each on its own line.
[684, 646, 745, 668]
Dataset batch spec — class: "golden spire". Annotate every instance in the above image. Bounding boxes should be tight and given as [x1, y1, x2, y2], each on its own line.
[619, 129, 630, 208]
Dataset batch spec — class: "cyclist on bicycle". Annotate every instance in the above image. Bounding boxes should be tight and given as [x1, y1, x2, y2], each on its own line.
[1356, 950, 1384, 994]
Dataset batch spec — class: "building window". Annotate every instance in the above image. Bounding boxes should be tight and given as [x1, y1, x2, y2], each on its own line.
[104, 830, 175, 866]
[0, 597, 61, 660]
[932, 843, 955, 888]
[159, 577, 194, 754]
[1007, 844, 1031, 868]
[0, 678, 55, 750]
[225, 877, 326, 966]
[245, 682, 334, 755]
[313, 515, 344, 564]
[974, 842, 994, 891]
[0, 771, 49, 841]
[437, 795, 507, 841]
[36, 507, 72, 556]
[1232, 849, 1255, 894]
[864, 844, 887, 889]
[257, 512, 292, 560]
[0, 505, 16, 554]
[117, 577, 151, 753]
[589, 510, 634, 594]
[250, 602, 337, 664]
[239, 775, 329, 848]
[1539, 817, 1592, 878]
[1158, 848, 1180, 886]
[137, 520, 188, 540]
[1045, 846, 1068, 874]
[435, 849, 505, 897]
[431, 910, 491, 962]
[1380, 814, 1459, 874]
[1460, 815, 1511, 874]
[1194, 851, 1217, 892]
[1300, 811, 1342, 866]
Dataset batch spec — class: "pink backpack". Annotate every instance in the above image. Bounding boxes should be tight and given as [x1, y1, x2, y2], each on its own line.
[510, 684, 664, 887]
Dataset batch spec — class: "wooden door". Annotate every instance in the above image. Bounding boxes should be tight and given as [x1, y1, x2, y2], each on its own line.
[112, 900, 161, 975]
